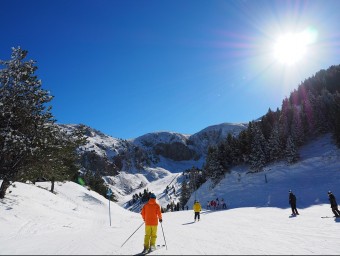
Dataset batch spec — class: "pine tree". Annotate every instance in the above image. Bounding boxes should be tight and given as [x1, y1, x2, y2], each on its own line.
[248, 123, 268, 171]
[237, 129, 251, 163]
[0, 47, 85, 198]
[301, 91, 317, 136]
[285, 136, 299, 163]
[218, 134, 233, 169]
[332, 92, 340, 147]
[24, 126, 86, 192]
[179, 179, 190, 207]
[290, 105, 305, 147]
[204, 146, 224, 185]
[312, 92, 329, 134]
[0, 47, 56, 197]
[261, 108, 274, 140]
[278, 98, 292, 142]
[268, 124, 282, 162]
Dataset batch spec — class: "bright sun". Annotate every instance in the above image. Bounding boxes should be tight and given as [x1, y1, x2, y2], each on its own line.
[273, 28, 317, 66]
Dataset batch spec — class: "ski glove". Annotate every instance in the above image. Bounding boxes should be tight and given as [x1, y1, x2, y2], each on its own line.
[159, 219, 163, 223]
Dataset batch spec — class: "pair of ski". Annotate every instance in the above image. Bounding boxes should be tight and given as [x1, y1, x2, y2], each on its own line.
[135, 245, 166, 255]
[291, 215, 338, 218]
[289, 213, 340, 218]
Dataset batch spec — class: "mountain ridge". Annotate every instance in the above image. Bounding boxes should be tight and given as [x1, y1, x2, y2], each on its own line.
[59, 121, 248, 172]
[58, 122, 248, 203]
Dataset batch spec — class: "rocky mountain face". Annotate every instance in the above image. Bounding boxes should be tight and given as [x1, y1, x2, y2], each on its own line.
[59, 122, 248, 176]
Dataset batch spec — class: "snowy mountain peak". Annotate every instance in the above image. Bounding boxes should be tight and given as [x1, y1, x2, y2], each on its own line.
[132, 131, 190, 148]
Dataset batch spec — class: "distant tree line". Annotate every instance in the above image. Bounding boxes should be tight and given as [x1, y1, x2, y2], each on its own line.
[127, 188, 153, 209]
[0, 47, 111, 199]
[203, 65, 340, 186]
[132, 188, 152, 204]
[180, 167, 205, 207]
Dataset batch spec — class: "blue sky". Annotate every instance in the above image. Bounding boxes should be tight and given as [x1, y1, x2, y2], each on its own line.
[1, 0, 340, 139]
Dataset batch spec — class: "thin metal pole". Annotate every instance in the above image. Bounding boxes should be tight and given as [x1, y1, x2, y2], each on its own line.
[108, 199, 111, 226]
[107, 188, 113, 226]
[195, 171, 197, 201]
[121, 222, 144, 248]
[160, 222, 168, 250]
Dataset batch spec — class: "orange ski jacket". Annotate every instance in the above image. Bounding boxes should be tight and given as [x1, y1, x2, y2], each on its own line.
[141, 198, 162, 226]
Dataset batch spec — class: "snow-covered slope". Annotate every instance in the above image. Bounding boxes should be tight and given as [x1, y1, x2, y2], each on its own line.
[1, 133, 340, 255]
[116, 133, 340, 213]
[187, 133, 340, 210]
[57, 124, 340, 222]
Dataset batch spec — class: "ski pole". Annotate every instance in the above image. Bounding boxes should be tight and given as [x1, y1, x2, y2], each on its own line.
[160, 221, 168, 250]
[121, 222, 144, 248]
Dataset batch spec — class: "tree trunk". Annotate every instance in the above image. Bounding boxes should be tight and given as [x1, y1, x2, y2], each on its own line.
[0, 177, 11, 199]
[50, 177, 55, 193]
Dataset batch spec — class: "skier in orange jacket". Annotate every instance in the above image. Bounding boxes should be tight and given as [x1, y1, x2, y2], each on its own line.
[141, 193, 162, 253]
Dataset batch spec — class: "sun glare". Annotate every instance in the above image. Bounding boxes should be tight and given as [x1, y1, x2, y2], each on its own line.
[273, 28, 317, 66]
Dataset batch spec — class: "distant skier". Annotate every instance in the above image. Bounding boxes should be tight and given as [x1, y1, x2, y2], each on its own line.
[216, 198, 220, 210]
[193, 200, 202, 221]
[327, 191, 340, 217]
[289, 190, 299, 215]
[141, 193, 162, 253]
[221, 198, 227, 209]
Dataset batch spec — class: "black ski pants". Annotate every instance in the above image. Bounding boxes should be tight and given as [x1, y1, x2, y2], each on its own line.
[331, 206, 340, 216]
[290, 203, 299, 215]
[194, 212, 200, 221]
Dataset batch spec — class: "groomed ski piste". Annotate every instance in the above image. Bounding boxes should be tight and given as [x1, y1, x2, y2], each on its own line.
[1, 133, 340, 255]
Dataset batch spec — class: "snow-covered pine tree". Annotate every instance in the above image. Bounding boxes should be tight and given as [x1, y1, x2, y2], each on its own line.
[228, 133, 242, 165]
[237, 128, 251, 163]
[218, 134, 233, 169]
[25, 125, 86, 193]
[179, 179, 190, 208]
[301, 91, 317, 136]
[204, 146, 224, 186]
[268, 123, 282, 162]
[333, 92, 340, 147]
[285, 136, 299, 163]
[248, 124, 268, 171]
[278, 98, 292, 142]
[260, 108, 275, 140]
[0, 47, 85, 198]
[0, 47, 55, 197]
[291, 105, 305, 147]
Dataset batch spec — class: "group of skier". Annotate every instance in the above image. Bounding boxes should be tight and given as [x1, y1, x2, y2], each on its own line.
[139, 195, 203, 254]
[206, 198, 227, 210]
[289, 190, 340, 217]
[139, 190, 339, 254]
